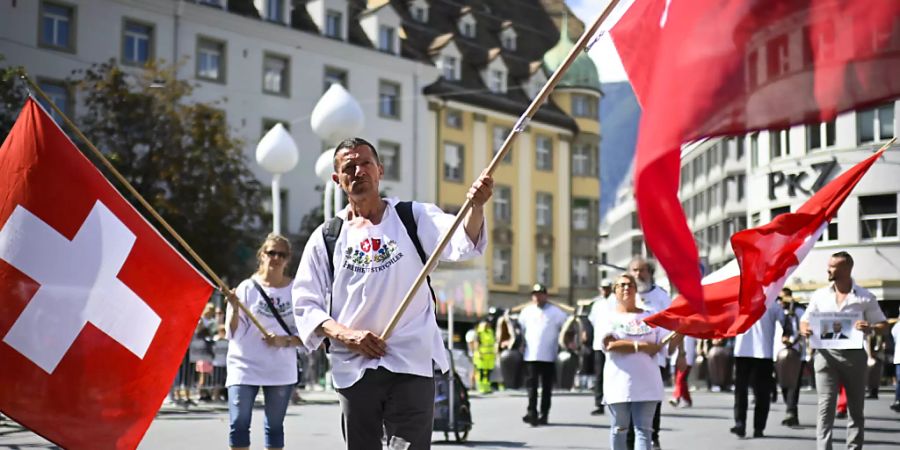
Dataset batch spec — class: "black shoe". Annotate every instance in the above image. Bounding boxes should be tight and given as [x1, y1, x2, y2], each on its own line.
[835, 410, 847, 419]
[729, 426, 746, 438]
[591, 407, 605, 416]
[866, 393, 878, 400]
[753, 430, 764, 438]
[652, 439, 661, 450]
[522, 414, 538, 426]
[538, 415, 548, 425]
[781, 417, 799, 427]
[890, 402, 900, 412]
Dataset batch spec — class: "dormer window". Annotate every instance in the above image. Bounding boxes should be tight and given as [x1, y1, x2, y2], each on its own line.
[410, 0, 428, 23]
[459, 12, 476, 38]
[489, 70, 506, 93]
[263, 0, 287, 23]
[378, 25, 396, 53]
[325, 9, 343, 38]
[500, 24, 517, 51]
[441, 55, 459, 80]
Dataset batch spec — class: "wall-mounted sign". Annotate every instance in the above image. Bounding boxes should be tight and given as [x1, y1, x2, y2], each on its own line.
[768, 159, 838, 200]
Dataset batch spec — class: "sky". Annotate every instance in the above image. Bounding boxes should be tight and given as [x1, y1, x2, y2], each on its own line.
[565, 0, 635, 83]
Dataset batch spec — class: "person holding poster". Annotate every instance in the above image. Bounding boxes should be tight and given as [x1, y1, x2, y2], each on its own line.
[800, 252, 889, 450]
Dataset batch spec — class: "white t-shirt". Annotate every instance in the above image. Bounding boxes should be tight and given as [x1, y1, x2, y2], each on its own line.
[588, 295, 615, 350]
[226, 277, 298, 387]
[892, 322, 900, 364]
[637, 285, 672, 367]
[735, 301, 786, 359]
[292, 199, 486, 389]
[671, 336, 697, 366]
[801, 281, 887, 351]
[518, 303, 568, 362]
[596, 310, 665, 404]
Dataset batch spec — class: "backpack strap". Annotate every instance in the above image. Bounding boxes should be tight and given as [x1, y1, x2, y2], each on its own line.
[394, 201, 438, 305]
[321, 217, 343, 352]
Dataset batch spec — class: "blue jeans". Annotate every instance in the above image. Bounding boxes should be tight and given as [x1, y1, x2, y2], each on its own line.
[228, 384, 293, 448]
[608, 401, 658, 450]
[895, 364, 900, 402]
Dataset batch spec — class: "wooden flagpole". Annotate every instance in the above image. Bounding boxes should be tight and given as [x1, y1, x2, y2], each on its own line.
[17, 72, 274, 339]
[380, 0, 622, 340]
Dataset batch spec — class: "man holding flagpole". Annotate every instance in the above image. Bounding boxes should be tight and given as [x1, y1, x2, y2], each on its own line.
[292, 137, 492, 450]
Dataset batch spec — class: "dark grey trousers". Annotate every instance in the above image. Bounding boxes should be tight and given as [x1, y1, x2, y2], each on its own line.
[336, 367, 435, 450]
[814, 349, 867, 450]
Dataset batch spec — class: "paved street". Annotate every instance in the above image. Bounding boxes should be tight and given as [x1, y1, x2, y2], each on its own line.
[1, 388, 898, 449]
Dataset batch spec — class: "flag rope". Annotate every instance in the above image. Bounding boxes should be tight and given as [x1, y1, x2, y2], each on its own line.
[16, 71, 274, 339]
[380, 0, 622, 340]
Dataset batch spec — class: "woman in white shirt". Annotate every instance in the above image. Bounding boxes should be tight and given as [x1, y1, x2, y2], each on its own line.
[225, 234, 302, 450]
[596, 274, 665, 450]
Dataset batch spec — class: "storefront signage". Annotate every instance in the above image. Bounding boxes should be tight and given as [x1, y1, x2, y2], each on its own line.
[768, 159, 838, 200]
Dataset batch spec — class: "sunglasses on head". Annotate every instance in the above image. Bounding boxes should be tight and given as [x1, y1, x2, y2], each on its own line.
[265, 250, 288, 258]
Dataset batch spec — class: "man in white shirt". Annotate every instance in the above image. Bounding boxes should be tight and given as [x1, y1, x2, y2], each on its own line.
[629, 257, 674, 450]
[588, 279, 614, 415]
[730, 299, 787, 438]
[800, 251, 889, 450]
[292, 138, 492, 450]
[891, 320, 900, 412]
[518, 283, 568, 426]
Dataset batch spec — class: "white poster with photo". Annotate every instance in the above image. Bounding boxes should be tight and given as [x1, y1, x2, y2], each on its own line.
[809, 311, 864, 350]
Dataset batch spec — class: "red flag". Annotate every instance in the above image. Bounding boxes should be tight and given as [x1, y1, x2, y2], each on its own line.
[647, 148, 886, 338]
[0, 99, 214, 449]
[611, 0, 900, 306]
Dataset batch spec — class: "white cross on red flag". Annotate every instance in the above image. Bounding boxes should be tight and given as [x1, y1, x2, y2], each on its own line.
[0, 98, 214, 449]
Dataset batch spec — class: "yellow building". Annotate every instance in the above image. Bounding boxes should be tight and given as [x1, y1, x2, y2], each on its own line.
[410, 2, 602, 310]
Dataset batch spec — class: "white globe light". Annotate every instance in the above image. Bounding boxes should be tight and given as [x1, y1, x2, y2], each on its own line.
[315, 149, 335, 183]
[311, 83, 365, 145]
[256, 123, 299, 174]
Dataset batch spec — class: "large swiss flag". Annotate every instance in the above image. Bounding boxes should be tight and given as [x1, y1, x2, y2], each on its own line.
[611, 0, 900, 306]
[0, 99, 214, 448]
[646, 147, 886, 338]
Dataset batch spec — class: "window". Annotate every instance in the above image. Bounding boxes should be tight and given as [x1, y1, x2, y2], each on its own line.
[411, 5, 428, 23]
[818, 220, 839, 242]
[709, 145, 719, 168]
[737, 174, 746, 201]
[808, 119, 836, 150]
[536, 250, 552, 287]
[573, 143, 595, 176]
[573, 257, 590, 287]
[766, 35, 789, 79]
[859, 194, 898, 240]
[770, 128, 790, 159]
[323, 66, 347, 92]
[261, 118, 289, 139]
[488, 69, 505, 93]
[325, 10, 343, 38]
[492, 126, 512, 163]
[736, 137, 745, 160]
[266, 0, 284, 22]
[440, 56, 458, 80]
[536, 192, 553, 227]
[378, 141, 400, 181]
[503, 34, 516, 51]
[122, 20, 153, 66]
[37, 79, 71, 123]
[493, 247, 512, 284]
[771, 205, 791, 220]
[719, 140, 729, 165]
[493, 185, 511, 224]
[631, 237, 643, 258]
[39, 1, 75, 51]
[572, 199, 590, 230]
[197, 37, 226, 82]
[443, 142, 463, 182]
[857, 103, 895, 144]
[535, 135, 552, 171]
[750, 132, 759, 168]
[571, 94, 596, 118]
[378, 26, 396, 54]
[445, 109, 462, 129]
[460, 19, 476, 38]
[263, 53, 289, 95]
[378, 81, 400, 119]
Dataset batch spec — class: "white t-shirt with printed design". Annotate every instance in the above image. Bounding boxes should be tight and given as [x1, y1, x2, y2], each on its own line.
[596, 310, 665, 404]
[225, 277, 297, 387]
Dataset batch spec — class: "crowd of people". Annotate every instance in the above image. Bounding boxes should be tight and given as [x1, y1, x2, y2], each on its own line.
[161, 138, 899, 450]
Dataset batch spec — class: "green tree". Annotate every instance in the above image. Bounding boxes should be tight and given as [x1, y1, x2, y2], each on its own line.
[71, 60, 265, 282]
[0, 55, 28, 134]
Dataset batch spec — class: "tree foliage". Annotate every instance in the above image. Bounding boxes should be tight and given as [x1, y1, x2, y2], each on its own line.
[0, 55, 27, 134]
[0, 58, 265, 283]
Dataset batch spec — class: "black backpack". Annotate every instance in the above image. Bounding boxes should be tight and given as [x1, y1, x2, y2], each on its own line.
[320, 201, 438, 346]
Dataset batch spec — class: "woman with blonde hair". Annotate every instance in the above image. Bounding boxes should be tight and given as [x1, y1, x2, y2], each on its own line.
[595, 274, 666, 450]
[225, 234, 302, 450]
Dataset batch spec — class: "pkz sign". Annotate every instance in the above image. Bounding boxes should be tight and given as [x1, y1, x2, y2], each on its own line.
[768, 159, 838, 200]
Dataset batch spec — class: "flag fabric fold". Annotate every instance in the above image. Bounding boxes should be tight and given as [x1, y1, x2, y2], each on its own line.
[646, 148, 886, 338]
[611, 0, 900, 307]
[0, 98, 215, 450]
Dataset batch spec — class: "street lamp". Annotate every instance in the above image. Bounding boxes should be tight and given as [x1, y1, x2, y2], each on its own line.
[256, 123, 299, 235]
[310, 83, 364, 219]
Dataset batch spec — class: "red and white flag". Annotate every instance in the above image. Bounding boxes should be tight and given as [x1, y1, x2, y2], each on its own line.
[0, 99, 214, 449]
[611, 0, 900, 307]
[646, 148, 886, 338]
